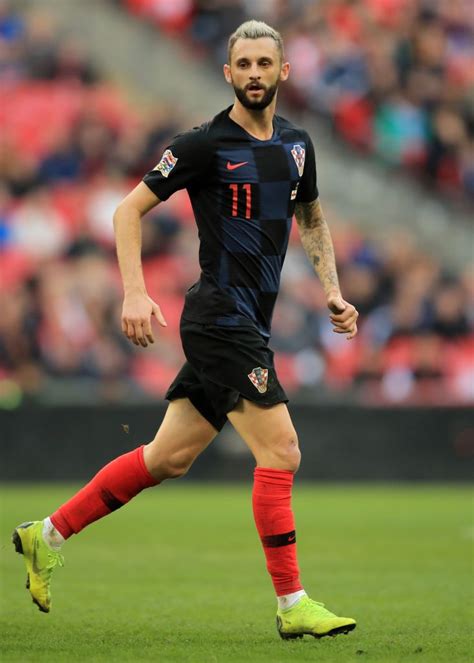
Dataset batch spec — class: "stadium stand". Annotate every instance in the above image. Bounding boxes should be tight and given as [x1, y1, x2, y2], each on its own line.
[123, 0, 474, 201]
[0, 1, 472, 407]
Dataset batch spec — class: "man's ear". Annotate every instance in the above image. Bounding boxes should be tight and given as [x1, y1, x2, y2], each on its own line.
[223, 63, 232, 84]
[280, 61, 290, 82]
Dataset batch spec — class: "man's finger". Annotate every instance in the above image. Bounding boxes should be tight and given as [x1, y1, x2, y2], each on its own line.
[330, 309, 354, 321]
[143, 318, 154, 344]
[331, 309, 358, 323]
[332, 324, 358, 338]
[134, 322, 148, 347]
[332, 313, 359, 331]
[330, 305, 357, 322]
[127, 321, 139, 345]
[152, 305, 167, 327]
[328, 297, 346, 314]
[347, 324, 358, 340]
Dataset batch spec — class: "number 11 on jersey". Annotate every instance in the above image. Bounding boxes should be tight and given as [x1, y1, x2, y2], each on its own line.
[229, 183, 252, 220]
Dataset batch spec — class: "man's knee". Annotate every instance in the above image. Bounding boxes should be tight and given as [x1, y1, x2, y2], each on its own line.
[145, 445, 197, 481]
[161, 449, 195, 479]
[278, 435, 301, 473]
[264, 432, 301, 473]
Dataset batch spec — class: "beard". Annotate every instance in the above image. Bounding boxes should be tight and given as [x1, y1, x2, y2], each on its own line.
[233, 80, 279, 111]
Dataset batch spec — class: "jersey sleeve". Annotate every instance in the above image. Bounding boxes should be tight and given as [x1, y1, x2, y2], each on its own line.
[295, 132, 319, 203]
[142, 127, 212, 201]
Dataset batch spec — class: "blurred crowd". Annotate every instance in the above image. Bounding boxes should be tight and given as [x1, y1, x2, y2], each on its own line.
[124, 0, 474, 200]
[0, 2, 472, 407]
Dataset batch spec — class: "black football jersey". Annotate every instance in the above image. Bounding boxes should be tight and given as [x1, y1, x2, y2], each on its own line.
[143, 106, 318, 338]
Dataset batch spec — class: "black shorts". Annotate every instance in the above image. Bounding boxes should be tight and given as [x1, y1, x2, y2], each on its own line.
[165, 319, 288, 431]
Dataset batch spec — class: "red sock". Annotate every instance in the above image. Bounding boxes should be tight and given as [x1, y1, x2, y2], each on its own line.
[252, 467, 303, 596]
[50, 445, 158, 539]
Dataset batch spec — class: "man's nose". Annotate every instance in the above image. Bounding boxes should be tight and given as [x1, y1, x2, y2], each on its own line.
[249, 64, 261, 78]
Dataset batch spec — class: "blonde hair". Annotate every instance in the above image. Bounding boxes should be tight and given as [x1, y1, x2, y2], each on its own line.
[228, 20, 284, 63]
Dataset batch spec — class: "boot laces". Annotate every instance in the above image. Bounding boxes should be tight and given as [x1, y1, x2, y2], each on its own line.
[44, 549, 64, 573]
[300, 598, 335, 618]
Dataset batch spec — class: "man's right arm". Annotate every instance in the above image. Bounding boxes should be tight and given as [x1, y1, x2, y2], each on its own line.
[113, 182, 167, 347]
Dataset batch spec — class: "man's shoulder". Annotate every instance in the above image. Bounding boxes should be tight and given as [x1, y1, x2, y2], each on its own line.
[170, 124, 210, 149]
[171, 108, 229, 149]
[275, 114, 310, 141]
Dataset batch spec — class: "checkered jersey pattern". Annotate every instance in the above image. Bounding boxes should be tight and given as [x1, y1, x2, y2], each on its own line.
[143, 106, 318, 337]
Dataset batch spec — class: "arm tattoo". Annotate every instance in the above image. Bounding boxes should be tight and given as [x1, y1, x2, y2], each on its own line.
[294, 198, 340, 295]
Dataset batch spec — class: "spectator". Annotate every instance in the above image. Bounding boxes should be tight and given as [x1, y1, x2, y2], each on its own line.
[165, 0, 474, 198]
[0, 1, 472, 405]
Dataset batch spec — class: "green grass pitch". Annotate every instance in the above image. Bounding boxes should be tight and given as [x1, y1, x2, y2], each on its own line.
[1, 483, 473, 662]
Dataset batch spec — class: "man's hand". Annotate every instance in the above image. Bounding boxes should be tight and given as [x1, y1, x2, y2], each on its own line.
[121, 290, 167, 347]
[327, 292, 359, 340]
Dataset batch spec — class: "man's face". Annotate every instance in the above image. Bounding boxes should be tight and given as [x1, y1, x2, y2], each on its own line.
[224, 37, 289, 111]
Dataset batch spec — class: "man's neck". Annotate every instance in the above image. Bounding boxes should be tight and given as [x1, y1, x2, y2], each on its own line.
[229, 100, 276, 141]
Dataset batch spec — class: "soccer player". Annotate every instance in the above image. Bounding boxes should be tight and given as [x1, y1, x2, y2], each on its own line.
[13, 21, 359, 640]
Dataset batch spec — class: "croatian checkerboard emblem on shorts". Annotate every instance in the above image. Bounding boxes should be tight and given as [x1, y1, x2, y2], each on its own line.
[248, 367, 268, 394]
[154, 149, 178, 178]
[291, 144, 305, 177]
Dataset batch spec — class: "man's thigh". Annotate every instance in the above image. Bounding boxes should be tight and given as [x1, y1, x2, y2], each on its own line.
[144, 397, 218, 469]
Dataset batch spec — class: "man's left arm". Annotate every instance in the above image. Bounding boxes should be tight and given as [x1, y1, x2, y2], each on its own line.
[294, 197, 359, 340]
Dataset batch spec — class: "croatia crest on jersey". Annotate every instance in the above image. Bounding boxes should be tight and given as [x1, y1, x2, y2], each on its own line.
[291, 144, 305, 177]
[154, 149, 178, 178]
[248, 367, 268, 394]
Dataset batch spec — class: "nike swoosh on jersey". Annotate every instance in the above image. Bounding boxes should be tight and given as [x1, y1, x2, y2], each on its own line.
[226, 161, 248, 170]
